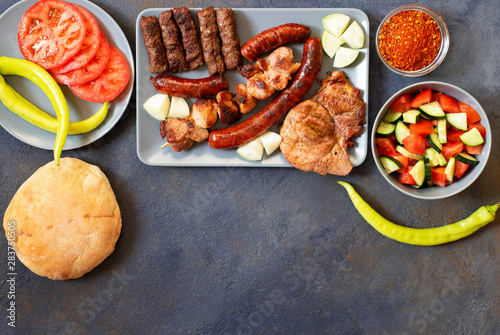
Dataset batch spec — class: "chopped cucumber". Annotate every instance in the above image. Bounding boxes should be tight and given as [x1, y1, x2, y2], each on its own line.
[402, 109, 421, 124]
[446, 112, 468, 131]
[376, 122, 396, 138]
[379, 156, 403, 174]
[425, 147, 447, 167]
[383, 110, 402, 123]
[424, 158, 432, 183]
[459, 127, 484, 146]
[394, 121, 410, 145]
[437, 119, 447, 144]
[418, 101, 446, 120]
[445, 157, 456, 182]
[396, 145, 424, 160]
[427, 133, 443, 153]
[456, 153, 479, 166]
[409, 160, 426, 187]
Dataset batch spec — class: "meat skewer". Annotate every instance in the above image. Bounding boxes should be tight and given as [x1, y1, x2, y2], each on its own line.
[197, 7, 225, 76]
[139, 15, 168, 74]
[158, 10, 189, 73]
[216, 7, 242, 70]
[172, 7, 204, 70]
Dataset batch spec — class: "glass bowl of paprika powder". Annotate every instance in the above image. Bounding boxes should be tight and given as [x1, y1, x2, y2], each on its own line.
[376, 5, 450, 77]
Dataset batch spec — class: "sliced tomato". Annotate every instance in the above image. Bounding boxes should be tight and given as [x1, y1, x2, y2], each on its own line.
[410, 89, 433, 108]
[376, 137, 398, 156]
[458, 101, 482, 124]
[391, 153, 409, 173]
[402, 134, 426, 155]
[468, 122, 486, 139]
[51, 32, 110, 85]
[432, 92, 442, 102]
[409, 119, 434, 136]
[399, 168, 417, 186]
[454, 160, 469, 179]
[50, 4, 102, 74]
[442, 142, 464, 160]
[437, 93, 460, 113]
[447, 129, 465, 143]
[431, 167, 447, 187]
[465, 144, 483, 155]
[69, 45, 130, 103]
[390, 93, 412, 113]
[18, 0, 87, 69]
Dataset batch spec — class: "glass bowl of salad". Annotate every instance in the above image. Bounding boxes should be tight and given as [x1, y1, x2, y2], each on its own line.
[371, 81, 491, 199]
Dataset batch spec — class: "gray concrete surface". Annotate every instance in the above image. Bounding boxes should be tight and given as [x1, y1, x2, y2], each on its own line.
[1, 0, 499, 334]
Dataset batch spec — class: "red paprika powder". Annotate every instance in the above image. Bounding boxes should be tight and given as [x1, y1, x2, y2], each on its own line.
[378, 10, 442, 72]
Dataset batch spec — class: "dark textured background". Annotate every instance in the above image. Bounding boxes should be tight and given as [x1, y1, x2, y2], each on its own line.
[1, 0, 499, 334]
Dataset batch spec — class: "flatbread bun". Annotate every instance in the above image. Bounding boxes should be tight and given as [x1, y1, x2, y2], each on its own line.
[3, 158, 121, 280]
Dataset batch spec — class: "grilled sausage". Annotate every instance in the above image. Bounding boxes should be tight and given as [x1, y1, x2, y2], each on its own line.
[197, 7, 225, 76]
[216, 7, 242, 70]
[172, 7, 204, 70]
[207, 37, 322, 149]
[158, 10, 189, 73]
[240, 23, 311, 63]
[140, 15, 168, 74]
[153, 73, 229, 98]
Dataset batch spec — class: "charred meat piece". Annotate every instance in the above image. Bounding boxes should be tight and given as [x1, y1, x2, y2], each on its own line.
[312, 71, 366, 139]
[234, 84, 257, 114]
[172, 7, 204, 70]
[140, 15, 168, 74]
[216, 91, 241, 125]
[160, 118, 209, 152]
[197, 7, 225, 76]
[280, 100, 353, 176]
[189, 98, 218, 128]
[159, 10, 189, 73]
[216, 7, 242, 70]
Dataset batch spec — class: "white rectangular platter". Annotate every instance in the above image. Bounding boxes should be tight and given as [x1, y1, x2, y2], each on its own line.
[136, 8, 369, 167]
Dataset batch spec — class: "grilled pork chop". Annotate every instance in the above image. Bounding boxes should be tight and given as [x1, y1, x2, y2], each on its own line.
[280, 71, 365, 176]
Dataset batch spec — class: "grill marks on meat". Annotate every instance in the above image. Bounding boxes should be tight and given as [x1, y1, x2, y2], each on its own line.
[140, 16, 168, 74]
[234, 84, 257, 114]
[280, 71, 366, 176]
[173, 7, 204, 71]
[158, 10, 189, 73]
[197, 7, 225, 76]
[160, 118, 209, 152]
[216, 91, 241, 125]
[216, 8, 242, 70]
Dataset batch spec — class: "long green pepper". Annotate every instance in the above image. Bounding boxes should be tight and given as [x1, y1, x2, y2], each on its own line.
[0, 56, 69, 165]
[338, 181, 499, 245]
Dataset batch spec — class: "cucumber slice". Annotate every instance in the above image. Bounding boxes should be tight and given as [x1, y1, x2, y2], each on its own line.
[424, 158, 432, 183]
[456, 153, 479, 166]
[394, 121, 410, 145]
[445, 156, 456, 182]
[425, 147, 447, 167]
[427, 133, 443, 153]
[376, 122, 396, 138]
[437, 119, 447, 144]
[418, 101, 446, 120]
[396, 145, 424, 160]
[459, 127, 484, 146]
[446, 112, 468, 131]
[402, 109, 421, 124]
[383, 110, 402, 123]
[379, 156, 403, 174]
[409, 160, 426, 187]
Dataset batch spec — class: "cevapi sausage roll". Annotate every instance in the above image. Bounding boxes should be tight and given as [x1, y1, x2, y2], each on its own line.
[159, 10, 189, 73]
[140, 15, 168, 74]
[216, 7, 242, 70]
[172, 7, 204, 71]
[197, 7, 225, 76]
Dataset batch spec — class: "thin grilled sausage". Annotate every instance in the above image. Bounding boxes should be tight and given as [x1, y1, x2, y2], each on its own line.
[153, 74, 229, 98]
[207, 37, 322, 149]
[240, 23, 311, 63]
[159, 10, 189, 73]
[172, 7, 204, 70]
[216, 7, 242, 70]
[140, 15, 168, 74]
[197, 7, 225, 76]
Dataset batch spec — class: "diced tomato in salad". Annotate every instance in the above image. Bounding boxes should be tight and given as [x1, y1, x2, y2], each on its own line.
[376, 89, 487, 188]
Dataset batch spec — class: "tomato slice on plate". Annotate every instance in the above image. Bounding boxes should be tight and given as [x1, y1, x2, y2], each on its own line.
[50, 3, 102, 74]
[18, 0, 87, 70]
[51, 31, 110, 85]
[69, 45, 130, 103]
